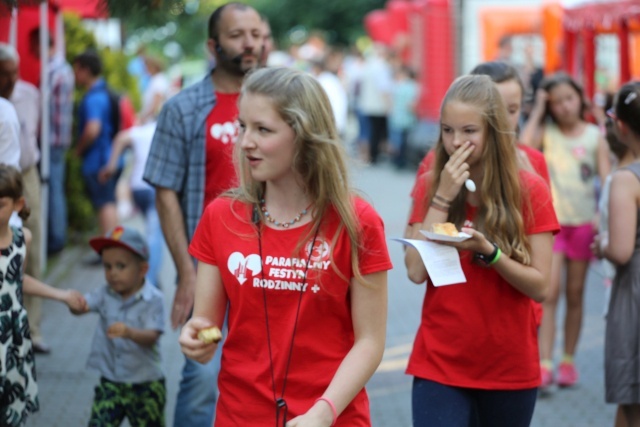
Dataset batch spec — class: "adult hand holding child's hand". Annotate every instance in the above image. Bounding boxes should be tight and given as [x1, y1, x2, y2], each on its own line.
[65, 290, 88, 314]
[179, 316, 218, 364]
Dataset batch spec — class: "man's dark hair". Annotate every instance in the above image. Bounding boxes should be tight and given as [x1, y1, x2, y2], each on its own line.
[207, 2, 251, 41]
[470, 61, 524, 93]
[73, 50, 102, 76]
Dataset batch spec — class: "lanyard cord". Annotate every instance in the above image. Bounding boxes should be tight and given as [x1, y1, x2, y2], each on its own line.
[258, 216, 321, 427]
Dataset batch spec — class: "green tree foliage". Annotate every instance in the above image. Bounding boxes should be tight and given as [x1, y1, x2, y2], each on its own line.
[63, 13, 96, 235]
[63, 12, 141, 235]
[109, 0, 385, 55]
[253, 0, 386, 45]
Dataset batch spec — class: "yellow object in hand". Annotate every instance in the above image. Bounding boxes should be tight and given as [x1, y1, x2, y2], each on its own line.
[197, 326, 222, 344]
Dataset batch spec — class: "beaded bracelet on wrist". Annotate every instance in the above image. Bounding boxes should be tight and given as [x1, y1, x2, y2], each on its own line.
[429, 200, 449, 213]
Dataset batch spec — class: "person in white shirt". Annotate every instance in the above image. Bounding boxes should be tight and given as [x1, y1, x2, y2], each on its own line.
[311, 56, 348, 139]
[0, 43, 49, 354]
[11, 80, 41, 171]
[99, 120, 165, 289]
[357, 45, 392, 164]
[0, 98, 20, 170]
[139, 55, 169, 124]
[0, 97, 22, 230]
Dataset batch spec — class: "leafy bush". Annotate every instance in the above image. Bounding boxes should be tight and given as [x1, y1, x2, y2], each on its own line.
[63, 12, 141, 235]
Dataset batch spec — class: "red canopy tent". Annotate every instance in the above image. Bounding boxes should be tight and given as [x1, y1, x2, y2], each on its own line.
[364, 0, 456, 121]
[563, 0, 640, 99]
[1, 0, 108, 272]
[0, 0, 108, 85]
[0, 4, 11, 44]
[53, 0, 108, 19]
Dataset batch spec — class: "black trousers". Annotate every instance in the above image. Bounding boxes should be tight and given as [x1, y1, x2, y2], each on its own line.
[367, 115, 388, 164]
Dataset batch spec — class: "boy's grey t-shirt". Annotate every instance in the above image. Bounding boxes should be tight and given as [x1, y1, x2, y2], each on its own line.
[84, 280, 165, 383]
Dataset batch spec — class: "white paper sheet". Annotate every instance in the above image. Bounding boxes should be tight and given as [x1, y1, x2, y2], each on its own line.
[393, 238, 467, 287]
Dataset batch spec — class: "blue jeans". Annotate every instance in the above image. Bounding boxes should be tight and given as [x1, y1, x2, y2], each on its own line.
[47, 146, 67, 253]
[356, 108, 370, 143]
[173, 337, 222, 427]
[412, 377, 537, 427]
[389, 126, 410, 169]
[132, 188, 165, 287]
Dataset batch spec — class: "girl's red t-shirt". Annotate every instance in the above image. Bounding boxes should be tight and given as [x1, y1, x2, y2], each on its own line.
[407, 170, 559, 389]
[410, 146, 552, 325]
[189, 197, 392, 426]
[411, 145, 551, 200]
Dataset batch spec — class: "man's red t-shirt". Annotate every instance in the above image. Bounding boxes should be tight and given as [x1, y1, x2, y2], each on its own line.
[407, 170, 559, 389]
[204, 92, 240, 210]
[189, 197, 393, 426]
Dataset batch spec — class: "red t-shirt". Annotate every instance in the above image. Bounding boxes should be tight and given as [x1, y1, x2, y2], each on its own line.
[518, 144, 550, 186]
[204, 92, 240, 210]
[407, 170, 559, 389]
[410, 145, 552, 325]
[411, 144, 550, 199]
[189, 197, 393, 426]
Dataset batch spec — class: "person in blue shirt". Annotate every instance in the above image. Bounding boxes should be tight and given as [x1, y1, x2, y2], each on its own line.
[72, 50, 121, 238]
[388, 65, 419, 169]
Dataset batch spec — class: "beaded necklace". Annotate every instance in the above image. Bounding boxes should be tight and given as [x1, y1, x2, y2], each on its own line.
[260, 199, 312, 228]
[257, 217, 321, 426]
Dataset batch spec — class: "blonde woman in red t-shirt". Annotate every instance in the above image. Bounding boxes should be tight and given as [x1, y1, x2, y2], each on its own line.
[179, 67, 392, 427]
[405, 75, 559, 427]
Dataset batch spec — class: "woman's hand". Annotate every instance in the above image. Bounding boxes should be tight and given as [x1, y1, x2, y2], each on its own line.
[437, 141, 474, 201]
[534, 88, 548, 107]
[429, 227, 494, 256]
[591, 232, 607, 259]
[179, 316, 218, 364]
[286, 400, 334, 427]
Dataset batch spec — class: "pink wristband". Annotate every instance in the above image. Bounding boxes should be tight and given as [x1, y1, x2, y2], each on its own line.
[315, 397, 337, 426]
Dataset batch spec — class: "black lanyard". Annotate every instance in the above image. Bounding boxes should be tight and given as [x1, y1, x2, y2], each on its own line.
[257, 212, 321, 427]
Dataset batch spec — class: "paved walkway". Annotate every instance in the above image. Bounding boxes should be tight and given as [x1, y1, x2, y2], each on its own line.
[28, 164, 617, 426]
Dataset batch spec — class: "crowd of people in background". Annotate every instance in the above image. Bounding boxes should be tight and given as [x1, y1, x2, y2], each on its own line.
[1, 1, 640, 426]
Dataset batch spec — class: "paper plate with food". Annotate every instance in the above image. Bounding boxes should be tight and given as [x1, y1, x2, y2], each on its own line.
[420, 222, 472, 242]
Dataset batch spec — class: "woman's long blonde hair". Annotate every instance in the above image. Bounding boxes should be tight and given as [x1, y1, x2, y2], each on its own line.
[431, 75, 532, 264]
[231, 67, 366, 282]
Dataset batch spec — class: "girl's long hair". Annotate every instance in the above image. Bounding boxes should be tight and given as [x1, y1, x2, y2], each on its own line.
[0, 164, 30, 220]
[430, 75, 531, 264]
[231, 67, 366, 283]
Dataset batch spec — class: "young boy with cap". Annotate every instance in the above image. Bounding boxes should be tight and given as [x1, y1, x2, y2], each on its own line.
[73, 225, 166, 426]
